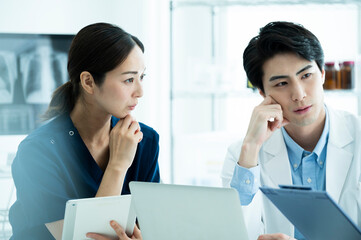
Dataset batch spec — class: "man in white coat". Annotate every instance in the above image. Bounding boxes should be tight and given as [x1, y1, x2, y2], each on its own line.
[221, 21, 361, 240]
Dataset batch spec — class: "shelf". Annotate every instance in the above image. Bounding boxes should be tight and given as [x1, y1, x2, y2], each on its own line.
[324, 89, 361, 96]
[173, 88, 256, 98]
[173, 88, 360, 99]
[171, 0, 361, 8]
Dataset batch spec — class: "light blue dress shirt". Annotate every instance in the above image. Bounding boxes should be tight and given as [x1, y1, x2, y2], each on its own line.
[231, 106, 329, 240]
[281, 107, 329, 239]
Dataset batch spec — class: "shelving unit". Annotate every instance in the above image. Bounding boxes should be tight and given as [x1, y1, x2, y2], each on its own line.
[172, 0, 361, 7]
[169, 0, 361, 185]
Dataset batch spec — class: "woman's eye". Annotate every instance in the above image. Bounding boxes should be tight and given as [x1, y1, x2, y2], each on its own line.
[140, 74, 146, 80]
[125, 78, 134, 83]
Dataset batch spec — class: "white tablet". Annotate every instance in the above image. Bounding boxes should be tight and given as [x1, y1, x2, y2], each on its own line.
[62, 195, 136, 240]
[129, 181, 249, 240]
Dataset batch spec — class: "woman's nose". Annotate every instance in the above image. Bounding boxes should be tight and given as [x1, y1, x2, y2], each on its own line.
[134, 79, 143, 98]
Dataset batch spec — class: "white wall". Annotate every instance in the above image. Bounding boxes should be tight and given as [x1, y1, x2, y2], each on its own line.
[0, 0, 143, 35]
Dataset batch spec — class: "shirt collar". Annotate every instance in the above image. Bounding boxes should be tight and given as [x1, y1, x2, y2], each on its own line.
[281, 105, 329, 169]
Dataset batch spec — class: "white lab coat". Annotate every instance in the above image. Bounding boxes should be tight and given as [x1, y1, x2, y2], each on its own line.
[221, 107, 361, 240]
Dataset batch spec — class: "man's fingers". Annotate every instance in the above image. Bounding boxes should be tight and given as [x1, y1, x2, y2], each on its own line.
[261, 95, 273, 105]
[261, 95, 279, 105]
[268, 111, 287, 131]
[268, 95, 280, 105]
[281, 117, 290, 127]
[259, 96, 284, 125]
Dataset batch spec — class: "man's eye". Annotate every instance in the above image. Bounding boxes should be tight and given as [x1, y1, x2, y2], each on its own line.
[125, 78, 134, 83]
[140, 74, 146, 80]
[276, 82, 287, 87]
[302, 73, 312, 79]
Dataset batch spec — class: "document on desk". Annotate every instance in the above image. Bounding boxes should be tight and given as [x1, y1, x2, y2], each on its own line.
[260, 185, 361, 240]
[47, 195, 136, 240]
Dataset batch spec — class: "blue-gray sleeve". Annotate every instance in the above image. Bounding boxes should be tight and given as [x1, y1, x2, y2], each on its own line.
[230, 164, 260, 205]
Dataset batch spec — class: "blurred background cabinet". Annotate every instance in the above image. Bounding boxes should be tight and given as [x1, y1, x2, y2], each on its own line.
[170, 0, 361, 186]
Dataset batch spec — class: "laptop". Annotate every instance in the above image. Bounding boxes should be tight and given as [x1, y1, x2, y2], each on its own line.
[260, 185, 361, 240]
[62, 195, 136, 240]
[129, 181, 249, 240]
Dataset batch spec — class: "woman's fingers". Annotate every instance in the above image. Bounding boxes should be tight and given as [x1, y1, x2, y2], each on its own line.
[86, 220, 136, 240]
[258, 233, 294, 240]
[108, 114, 142, 170]
[110, 220, 129, 239]
[132, 225, 142, 239]
[86, 232, 108, 240]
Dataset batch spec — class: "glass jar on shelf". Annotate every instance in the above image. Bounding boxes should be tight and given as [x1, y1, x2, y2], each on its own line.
[323, 62, 339, 90]
[340, 61, 354, 89]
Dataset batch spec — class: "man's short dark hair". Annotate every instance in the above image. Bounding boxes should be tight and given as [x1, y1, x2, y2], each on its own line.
[243, 21, 324, 93]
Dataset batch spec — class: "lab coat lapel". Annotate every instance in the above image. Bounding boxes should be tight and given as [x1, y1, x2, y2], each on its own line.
[261, 130, 294, 236]
[326, 108, 353, 202]
[262, 130, 293, 186]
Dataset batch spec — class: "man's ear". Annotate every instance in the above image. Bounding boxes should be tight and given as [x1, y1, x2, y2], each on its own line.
[259, 88, 266, 98]
[321, 69, 325, 84]
[80, 71, 95, 94]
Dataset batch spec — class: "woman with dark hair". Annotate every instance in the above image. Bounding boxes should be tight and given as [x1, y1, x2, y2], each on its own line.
[9, 22, 159, 240]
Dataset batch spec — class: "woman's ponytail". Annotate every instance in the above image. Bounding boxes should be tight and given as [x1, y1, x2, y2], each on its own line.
[42, 81, 76, 120]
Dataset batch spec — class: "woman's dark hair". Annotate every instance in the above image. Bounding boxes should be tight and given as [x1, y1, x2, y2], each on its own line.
[243, 21, 324, 93]
[43, 22, 144, 120]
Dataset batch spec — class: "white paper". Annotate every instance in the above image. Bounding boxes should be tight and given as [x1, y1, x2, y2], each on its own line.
[45, 219, 64, 240]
